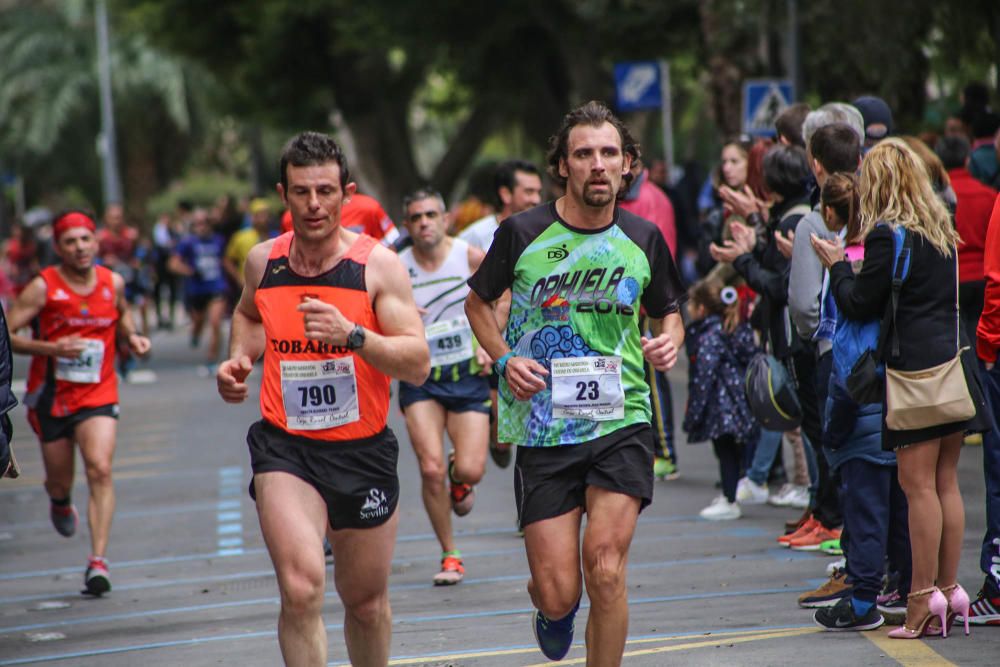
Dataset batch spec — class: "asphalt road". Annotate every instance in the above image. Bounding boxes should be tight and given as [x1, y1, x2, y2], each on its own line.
[0, 324, 997, 666]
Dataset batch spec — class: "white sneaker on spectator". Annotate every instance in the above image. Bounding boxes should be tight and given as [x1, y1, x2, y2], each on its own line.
[736, 477, 768, 504]
[700, 495, 741, 521]
[783, 485, 810, 508]
[767, 483, 794, 506]
[769, 484, 810, 508]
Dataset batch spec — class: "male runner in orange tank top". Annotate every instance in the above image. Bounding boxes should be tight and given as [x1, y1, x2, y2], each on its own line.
[217, 132, 429, 667]
[7, 211, 151, 596]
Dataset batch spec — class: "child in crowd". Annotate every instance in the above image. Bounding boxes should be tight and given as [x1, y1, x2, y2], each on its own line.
[809, 172, 911, 631]
[683, 278, 760, 520]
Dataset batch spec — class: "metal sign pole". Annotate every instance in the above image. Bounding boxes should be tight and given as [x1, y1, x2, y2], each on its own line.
[659, 60, 674, 175]
[95, 0, 123, 207]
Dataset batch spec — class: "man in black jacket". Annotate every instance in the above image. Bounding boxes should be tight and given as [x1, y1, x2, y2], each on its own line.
[0, 304, 19, 480]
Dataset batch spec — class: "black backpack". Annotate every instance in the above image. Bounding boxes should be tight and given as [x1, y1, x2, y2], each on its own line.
[744, 353, 802, 431]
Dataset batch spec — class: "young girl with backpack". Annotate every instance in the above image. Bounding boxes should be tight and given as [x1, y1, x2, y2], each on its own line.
[682, 278, 760, 520]
[812, 172, 911, 632]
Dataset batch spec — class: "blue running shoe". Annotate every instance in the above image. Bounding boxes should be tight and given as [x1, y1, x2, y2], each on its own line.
[532, 598, 579, 660]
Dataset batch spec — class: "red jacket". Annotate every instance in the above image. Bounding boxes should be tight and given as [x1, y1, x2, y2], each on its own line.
[950, 167, 997, 283]
[978, 197, 1000, 363]
[620, 170, 677, 258]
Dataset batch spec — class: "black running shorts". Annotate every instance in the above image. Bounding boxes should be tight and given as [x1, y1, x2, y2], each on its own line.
[514, 423, 654, 529]
[29, 404, 119, 443]
[246, 420, 399, 530]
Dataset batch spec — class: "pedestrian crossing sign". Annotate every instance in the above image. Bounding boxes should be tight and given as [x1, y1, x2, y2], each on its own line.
[742, 79, 793, 137]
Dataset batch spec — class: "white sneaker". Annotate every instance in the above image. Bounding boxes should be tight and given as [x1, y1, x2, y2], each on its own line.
[768, 483, 794, 506]
[699, 496, 741, 521]
[735, 477, 768, 504]
[785, 485, 811, 509]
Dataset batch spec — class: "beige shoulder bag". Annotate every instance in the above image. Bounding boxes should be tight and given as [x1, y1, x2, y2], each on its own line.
[885, 242, 975, 431]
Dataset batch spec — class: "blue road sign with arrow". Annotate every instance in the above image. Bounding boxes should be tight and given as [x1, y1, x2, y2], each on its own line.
[614, 61, 662, 112]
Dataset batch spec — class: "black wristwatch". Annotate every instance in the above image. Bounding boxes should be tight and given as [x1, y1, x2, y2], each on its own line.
[346, 324, 366, 350]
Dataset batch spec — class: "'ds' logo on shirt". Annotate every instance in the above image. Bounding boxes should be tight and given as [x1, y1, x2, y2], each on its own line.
[546, 245, 569, 262]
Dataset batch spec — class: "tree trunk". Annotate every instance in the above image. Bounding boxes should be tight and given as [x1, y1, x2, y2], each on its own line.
[699, 0, 748, 138]
[431, 103, 500, 203]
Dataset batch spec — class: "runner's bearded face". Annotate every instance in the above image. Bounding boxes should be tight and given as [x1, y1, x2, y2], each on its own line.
[56, 227, 97, 273]
[560, 122, 631, 209]
[279, 163, 352, 243]
[403, 197, 448, 252]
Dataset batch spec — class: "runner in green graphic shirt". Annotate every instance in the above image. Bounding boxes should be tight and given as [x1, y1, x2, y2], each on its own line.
[466, 101, 685, 664]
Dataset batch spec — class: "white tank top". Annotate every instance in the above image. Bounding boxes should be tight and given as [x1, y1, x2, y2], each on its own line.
[400, 238, 476, 371]
[399, 238, 472, 324]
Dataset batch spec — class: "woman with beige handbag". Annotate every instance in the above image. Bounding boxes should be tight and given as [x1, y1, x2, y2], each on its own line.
[812, 138, 991, 640]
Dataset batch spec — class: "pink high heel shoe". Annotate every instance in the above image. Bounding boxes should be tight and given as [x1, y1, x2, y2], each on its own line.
[941, 584, 969, 637]
[888, 586, 948, 639]
[926, 584, 972, 637]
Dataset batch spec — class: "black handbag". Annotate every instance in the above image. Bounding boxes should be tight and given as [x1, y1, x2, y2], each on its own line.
[846, 349, 884, 404]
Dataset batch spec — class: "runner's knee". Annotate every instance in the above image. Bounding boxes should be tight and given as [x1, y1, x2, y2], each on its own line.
[340, 587, 388, 627]
[583, 543, 627, 599]
[418, 456, 446, 486]
[278, 568, 325, 617]
[84, 459, 113, 486]
[452, 457, 484, 485]
[529, 572, 580, 619]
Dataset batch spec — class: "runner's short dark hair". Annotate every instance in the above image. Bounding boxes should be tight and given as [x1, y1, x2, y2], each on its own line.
[494, 160, 539, 208]
[402, 187, 446, 216]
[808, 123, 861, 175]
[546, 101, 640, 197]
[279, 131, 351, 192]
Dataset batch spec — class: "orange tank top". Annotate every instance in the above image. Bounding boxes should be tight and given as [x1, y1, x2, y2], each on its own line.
[27, 266, 119, 416]
[255, 232, 389, 441]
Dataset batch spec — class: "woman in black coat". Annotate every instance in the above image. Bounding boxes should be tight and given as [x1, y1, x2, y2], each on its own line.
[812, 138, 990, 639]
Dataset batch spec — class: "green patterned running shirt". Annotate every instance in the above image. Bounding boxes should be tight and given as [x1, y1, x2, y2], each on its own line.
[467, 202, 684, 447]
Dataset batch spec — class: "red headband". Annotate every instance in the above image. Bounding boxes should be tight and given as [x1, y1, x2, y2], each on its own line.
[53, 212, 96, 241]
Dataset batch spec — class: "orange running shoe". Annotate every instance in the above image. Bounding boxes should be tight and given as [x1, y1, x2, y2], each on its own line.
[777, 516, 818, 546]
[433, 552, 465, 586]
[790, 524, 842, 551]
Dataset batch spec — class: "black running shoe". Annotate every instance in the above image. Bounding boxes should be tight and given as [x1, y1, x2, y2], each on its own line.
[814, 596, 884, 631]
[489, 437, 512, 469]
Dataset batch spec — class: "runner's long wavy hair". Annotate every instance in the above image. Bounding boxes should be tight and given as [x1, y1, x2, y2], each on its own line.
[858, 138, 960, 256]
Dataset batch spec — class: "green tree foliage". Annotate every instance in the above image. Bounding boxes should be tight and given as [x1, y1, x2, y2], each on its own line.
[122, 0, 701, 210]
[0, 0, 202, 220]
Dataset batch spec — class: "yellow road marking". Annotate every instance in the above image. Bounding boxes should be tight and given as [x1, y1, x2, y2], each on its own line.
[521, 627, 819, 666]
[372, 626, 817, 666]
[863, 627, 958, 666]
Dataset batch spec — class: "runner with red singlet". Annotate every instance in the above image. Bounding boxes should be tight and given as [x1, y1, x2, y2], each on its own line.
[6, 211, 151, 596]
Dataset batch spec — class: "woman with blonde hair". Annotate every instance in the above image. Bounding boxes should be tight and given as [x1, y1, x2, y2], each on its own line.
[812, 138, 990, 638]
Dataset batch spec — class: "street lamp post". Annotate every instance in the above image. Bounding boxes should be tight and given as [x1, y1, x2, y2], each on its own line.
[95, 0, 122, 207]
